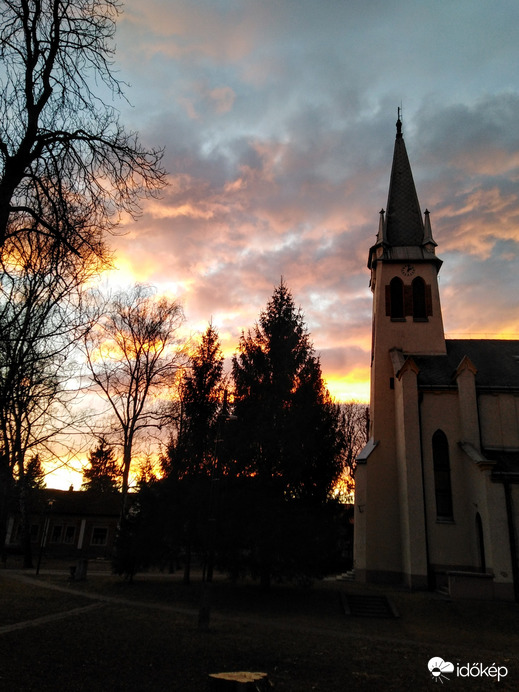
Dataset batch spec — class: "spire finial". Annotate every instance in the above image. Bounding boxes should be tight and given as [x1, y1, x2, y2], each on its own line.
[396, 107, 402, 138]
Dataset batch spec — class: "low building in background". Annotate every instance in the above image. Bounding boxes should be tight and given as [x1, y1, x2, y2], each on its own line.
[5, 488, 121, 561]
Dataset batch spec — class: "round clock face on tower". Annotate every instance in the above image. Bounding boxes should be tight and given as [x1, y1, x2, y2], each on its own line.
[401, 264, 415, 277]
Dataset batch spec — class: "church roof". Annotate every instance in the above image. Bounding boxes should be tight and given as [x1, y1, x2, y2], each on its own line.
[412, 339, 519, 391]
[384, 117, 424, 247]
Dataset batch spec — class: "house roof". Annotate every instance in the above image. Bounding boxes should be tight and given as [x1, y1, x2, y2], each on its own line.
[412, 339, 519, 391]
[39, 488, 122, 517]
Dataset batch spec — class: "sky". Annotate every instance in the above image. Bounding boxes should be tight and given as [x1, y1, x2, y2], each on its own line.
[96, 0, 519, 406]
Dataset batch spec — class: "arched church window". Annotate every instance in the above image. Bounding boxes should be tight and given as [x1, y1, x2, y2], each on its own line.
[412, 277, 427, 319]
[389, 277, 404, 319]
[432, 430, 453, 520]
[475, 512, 486, 573]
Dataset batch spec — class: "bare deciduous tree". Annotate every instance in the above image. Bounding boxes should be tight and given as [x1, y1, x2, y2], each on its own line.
[0, 230, 103, 565]
[0, 0, 166, 252]
[341, 402, 369, 474]
[334, 402, 369, 502]
[84, 284, 185, 509]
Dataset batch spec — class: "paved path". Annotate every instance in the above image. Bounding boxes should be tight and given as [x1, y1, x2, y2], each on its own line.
[1, 569, 412, 646]
[0, 570, 198, 627]
[0, 602, 104, 634]
[2, 570, 518, 660]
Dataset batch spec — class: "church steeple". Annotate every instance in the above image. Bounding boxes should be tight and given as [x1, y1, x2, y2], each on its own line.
[385, 113, 424, 247]
[368, 115, 441, 272]
[367, 115, 446, 360]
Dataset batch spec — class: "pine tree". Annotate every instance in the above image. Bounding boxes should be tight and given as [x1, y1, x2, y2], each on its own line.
[161, 325, 226, 584]
[23, 455, 47, 492]
[231, 281, 346, 587]
[232, 280, 344, 502]
[82, 438, 120, 493]
[168, 324, 225, 479]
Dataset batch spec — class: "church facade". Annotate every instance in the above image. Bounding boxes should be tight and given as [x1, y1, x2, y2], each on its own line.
[354, 117, 519, 601]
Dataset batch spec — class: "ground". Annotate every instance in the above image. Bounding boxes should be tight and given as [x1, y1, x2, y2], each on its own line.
[0, 560, 518, 691]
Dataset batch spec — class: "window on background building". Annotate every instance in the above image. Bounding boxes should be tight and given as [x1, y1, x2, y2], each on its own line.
[412, 276, 427, 319]
[50, 524, 63, 543]
[432, 430, 454, 520]
[63, 525, 76, 544]
[91, 526, 108, 546]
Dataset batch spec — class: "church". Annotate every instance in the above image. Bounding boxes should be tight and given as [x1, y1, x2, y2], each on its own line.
[353, 116, 519, 602]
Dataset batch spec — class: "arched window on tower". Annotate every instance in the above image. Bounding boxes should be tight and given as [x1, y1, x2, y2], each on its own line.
[389, 277, 404, 319]
[412, 276, 427, 319]
[432, 430, 453, 520]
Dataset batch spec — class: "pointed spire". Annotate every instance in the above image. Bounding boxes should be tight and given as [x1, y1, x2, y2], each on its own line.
[368, 116, 441, 272]
[384, 116, 424, 247]
[423, 209, 437, 249]
[376, 209, 386, 244]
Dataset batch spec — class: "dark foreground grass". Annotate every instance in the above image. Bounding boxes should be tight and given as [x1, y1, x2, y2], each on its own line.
[0, 569, 518, 691]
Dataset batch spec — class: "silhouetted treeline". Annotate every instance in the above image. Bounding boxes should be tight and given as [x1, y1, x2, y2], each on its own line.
[113, 282, 363, 585]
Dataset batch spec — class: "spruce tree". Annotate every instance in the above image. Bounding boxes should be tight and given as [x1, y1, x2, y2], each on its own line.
[169, 324, 225, 479]
[82, 438, 120, 493]
[162, 324, 225, 584]
[232, 280, 344, 503]
[230, 281, 346, 586]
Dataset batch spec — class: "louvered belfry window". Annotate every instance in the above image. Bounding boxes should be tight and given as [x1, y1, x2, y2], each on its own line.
[388, 277, 404, 319]
[412, 277, 427, 319]
[385, 276, 432, 319]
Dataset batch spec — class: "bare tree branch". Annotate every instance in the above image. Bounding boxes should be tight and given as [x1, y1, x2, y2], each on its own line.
[0, 0, 166, 252]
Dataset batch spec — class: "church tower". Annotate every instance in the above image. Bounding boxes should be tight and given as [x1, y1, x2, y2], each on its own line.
[368, 115, 446, 441]
[354, 115, 446, 587]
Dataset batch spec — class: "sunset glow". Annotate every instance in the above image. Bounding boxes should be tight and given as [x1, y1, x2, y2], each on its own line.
[38, 0, 519, 487]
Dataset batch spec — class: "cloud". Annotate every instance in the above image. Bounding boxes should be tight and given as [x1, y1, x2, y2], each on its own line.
[99, 0, 519, 404]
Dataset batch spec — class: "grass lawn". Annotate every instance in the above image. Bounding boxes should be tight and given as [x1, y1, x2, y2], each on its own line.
[0, 566, 518, 691]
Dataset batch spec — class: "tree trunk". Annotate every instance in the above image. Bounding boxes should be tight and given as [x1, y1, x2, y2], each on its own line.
[15, 452, 33, 569]
[260, 567, 271, 591]
[208, 672, 270, 691]
[119, 438, 134, 523]
[0, 469, 12, 563]
[183, 538, 191, 585]
[19, 486, 33, 569]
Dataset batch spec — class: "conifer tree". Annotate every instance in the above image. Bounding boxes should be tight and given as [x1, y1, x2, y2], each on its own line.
[160, 325, 225, 583]
[232, 280, 344, 502]
[82, 437, 120, 493]
[170, 324, 225, 479]
[23, 455, 47, 492]
[230, 281, 346, 586]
